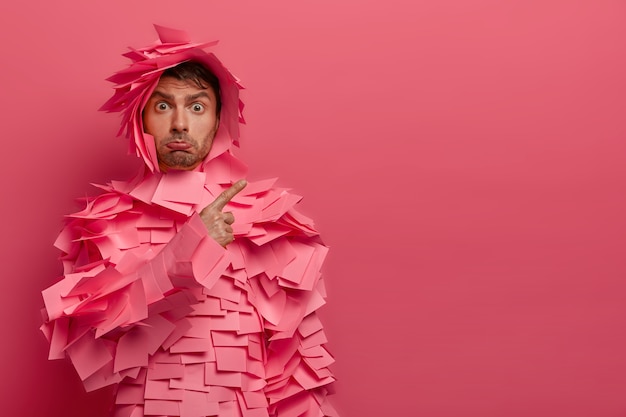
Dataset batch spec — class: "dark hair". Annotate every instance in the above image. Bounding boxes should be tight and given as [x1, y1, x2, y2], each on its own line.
[161, 61, 221, 115]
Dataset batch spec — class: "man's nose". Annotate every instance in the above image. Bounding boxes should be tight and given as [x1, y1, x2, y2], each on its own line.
[171, 108, 188, 132]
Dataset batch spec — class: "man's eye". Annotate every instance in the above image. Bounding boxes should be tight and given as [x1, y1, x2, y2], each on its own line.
[157, 102, 169, 110]
[191, 103, 204, 112]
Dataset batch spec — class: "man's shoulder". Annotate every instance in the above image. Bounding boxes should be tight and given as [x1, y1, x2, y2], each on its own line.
[66, 186, 134, 221]
[230, 178, 320, 242]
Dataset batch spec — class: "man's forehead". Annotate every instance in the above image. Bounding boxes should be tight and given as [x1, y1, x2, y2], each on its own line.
[152, 76, 217, 97]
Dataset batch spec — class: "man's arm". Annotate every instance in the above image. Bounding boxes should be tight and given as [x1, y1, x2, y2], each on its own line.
[41, 184, 246, 391]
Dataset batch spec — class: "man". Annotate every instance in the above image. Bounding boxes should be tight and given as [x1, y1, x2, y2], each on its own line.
[41, 25, 338, 417]
[144, 61, 246, 246]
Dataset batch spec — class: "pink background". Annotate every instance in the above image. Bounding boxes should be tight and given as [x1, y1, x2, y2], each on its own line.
[2, 1, 626, 416]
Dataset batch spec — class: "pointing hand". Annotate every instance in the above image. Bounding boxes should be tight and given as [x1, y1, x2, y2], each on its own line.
[200, 179, 247, 247]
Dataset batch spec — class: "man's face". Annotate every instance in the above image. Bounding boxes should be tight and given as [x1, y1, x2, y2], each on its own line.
[143, 76, 220, 172]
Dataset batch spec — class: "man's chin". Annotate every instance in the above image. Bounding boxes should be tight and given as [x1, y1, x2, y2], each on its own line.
[157, 148, 211, 172]
[159, 165, 201, 172]
[158, 158, 201, 172]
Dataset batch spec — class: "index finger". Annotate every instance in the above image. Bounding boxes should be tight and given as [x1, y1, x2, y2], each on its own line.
[207, 179, 247, 212]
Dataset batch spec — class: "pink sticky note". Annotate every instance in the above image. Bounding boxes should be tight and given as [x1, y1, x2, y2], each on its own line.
[154, 24, 192, 44]
[226, 242, 246, 271]
[204, 362, 242, 388]
[82, 360, 123, 392]
[186, 312, 239, 333]
[111, 223, 141, 251]
[183, 317, 211, 338]
[181, 350, 216, 364]
[260, 191, 302, 222]
[278, 210, 318, 236]
[220, 297, 254, 314]
[115, 383, 145, 405]
[128, 173, 161, 204]
[245, 361, 266, 380]
[236, 394, 270, 417]
[222, 265, 249, 284]
[43, 319, 66, 360]
[138, 255, 171, 305]
[303, 288, 326, 318]
[247, 224, 290, 246]
[248, 338, 263, 362]
[245, 178, 278, 196]
[248, 277, 286, 326]
[293, 365, 335, 391]
[136, 212, 175, 229]
[41, 274, 82, 321]
[214, 346, 247, 372]
[300, 329, 328, 351]
[249, 247, 281, 284]
[192, 239, 231, 290]
[140, 315, 177, 355]
[296, 243, 328, 292]
[66, 333, 114, 381]
[181, 389, 219, 417]
[265, 295, 306, 339]
[277, 241, 315, 285]
[237, 312, 263, 335]
[269, 239, 298, 272]
[206, 386, 237, 402]
[170, 336, 214, 354]
[204, 276, 241, 303]
[114, 328, 149, 373]
[238, 241, 271, 278]
[145, 379, 184, 400]
[188, 296, 226, 316]
[242, 390, 269, 409]
[147, 363, 185, 380]
[153, 170, 205, 205]
[265, 380, 304, 407]
[211, 331, 248, 347]
[297, 313, 323, 338]
[143, 399, 180, 416]
[161, 319, 193, 351]
[300, 346, 334, 369]
[169, 363, 210, 392]
[150, 227, 177, 244]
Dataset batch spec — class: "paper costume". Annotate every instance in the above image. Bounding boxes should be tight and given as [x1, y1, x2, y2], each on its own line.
[41, 25, 338, 417]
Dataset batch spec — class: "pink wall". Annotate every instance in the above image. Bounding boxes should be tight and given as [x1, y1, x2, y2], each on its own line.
[2, 1, 626, 416]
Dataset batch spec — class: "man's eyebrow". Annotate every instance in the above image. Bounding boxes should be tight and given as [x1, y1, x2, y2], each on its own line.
[149, 90, 213, 102]
[150, 90, 175, 101]
[186, 91, 213, 102]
